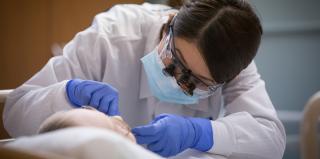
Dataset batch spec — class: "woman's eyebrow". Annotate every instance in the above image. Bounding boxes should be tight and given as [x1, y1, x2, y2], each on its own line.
[175, 48, 189, 67]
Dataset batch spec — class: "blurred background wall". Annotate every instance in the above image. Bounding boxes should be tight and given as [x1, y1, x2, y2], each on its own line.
[250, 1, 320, 158]
[250, 0, 320, 112]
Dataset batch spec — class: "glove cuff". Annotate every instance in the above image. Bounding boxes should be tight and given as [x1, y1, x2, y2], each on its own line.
[188, 117, 214, 152]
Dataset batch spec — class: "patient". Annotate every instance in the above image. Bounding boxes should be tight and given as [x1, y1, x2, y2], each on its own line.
[38, 106, 136, 143]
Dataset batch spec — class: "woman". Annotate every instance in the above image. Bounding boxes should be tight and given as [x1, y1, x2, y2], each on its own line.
[4, 0, 286, 158]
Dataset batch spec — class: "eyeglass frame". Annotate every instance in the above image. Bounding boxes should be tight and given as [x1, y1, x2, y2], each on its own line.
[161, 15, 225, 96]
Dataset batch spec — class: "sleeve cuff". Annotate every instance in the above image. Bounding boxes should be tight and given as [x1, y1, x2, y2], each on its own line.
[207, 120, 236, 156]
[51, 80, 73, 112]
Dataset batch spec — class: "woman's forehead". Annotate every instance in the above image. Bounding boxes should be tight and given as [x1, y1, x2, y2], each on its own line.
[174, 37, 213, 81]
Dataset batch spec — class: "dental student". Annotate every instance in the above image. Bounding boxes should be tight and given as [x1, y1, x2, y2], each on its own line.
[4, 0, 285, 158]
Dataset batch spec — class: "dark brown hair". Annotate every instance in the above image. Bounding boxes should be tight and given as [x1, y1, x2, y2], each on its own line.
[172, 0, 262, 83]
[168, 0, 184, 9]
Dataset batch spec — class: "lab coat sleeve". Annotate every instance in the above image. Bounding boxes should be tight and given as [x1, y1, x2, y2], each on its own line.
[3, 4, 152, 137]
[3, 4, 153, 137]
[3, 26, 112, 137]
[207, 62, 286, 159]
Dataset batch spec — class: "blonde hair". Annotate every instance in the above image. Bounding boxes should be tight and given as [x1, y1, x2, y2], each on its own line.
[38, 111, 74, 134]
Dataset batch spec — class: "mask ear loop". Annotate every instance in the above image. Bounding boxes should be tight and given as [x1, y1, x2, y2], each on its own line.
[161, 15, 177, 77]
[162, 14, 177, 59]
[159, 15, 176, 60]
[159, 34, 173, 60]
[160, 29, 176, 77]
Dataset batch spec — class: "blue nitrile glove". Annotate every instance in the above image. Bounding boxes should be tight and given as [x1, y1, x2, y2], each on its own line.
[66, 79, 119, 116]
[132, 114, 213, 157]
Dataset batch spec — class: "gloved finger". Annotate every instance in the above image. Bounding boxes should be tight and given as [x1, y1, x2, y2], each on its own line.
[131, 121, 165, 136]
[157, 145, 173, 157]
[99, 93, 119, 115]
[80, 82, 105, 99]
[66, 80, 81, 106]
[147, 134, 168, 152]
[74, 82, 101, 105]
[134, 130, 164, 145]
[77, 83, 96, 105]
[89, 86, 108, 108]
[72, 82, 91, 105]
[134, 135, 158, 145]
[98, 94, 114, 114]
[107, 97, 119, 116]
[151, 114, 170, 124]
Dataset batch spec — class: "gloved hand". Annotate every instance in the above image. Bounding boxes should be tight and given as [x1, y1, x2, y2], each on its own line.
[132, 114, 213, 157]
[66, 79, 119, 116]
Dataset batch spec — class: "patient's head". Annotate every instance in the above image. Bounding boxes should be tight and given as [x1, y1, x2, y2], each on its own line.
[38, 106, 136, 143]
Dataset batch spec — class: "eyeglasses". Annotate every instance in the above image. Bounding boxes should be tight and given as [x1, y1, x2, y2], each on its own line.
[160, 16, 224, 96]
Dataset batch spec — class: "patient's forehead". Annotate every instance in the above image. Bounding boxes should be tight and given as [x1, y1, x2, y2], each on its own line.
[49, 109, 135, 142]
[65, 108, 109, 121]
[60, 109, 129, 131]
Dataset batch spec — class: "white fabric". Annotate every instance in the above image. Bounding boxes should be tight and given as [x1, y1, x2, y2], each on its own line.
[6, 127, 163, 159]
[3, 3, 285, 159]
[6, 127, 225, 159]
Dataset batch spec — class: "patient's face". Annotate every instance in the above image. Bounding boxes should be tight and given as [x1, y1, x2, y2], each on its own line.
[39, 108, 136, 143]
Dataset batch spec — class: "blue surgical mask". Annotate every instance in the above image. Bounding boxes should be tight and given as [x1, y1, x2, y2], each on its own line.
[141, 47, 199, 105]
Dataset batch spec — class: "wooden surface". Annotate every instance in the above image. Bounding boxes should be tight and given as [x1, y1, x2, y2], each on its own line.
[0, 0, 143, 139]
[0, 0, 143, 89]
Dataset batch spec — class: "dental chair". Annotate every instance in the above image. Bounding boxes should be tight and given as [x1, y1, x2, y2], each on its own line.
[301, 91, 320, 159]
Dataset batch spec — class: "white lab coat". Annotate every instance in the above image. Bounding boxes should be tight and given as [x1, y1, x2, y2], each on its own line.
[3, 3, 286, 159]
